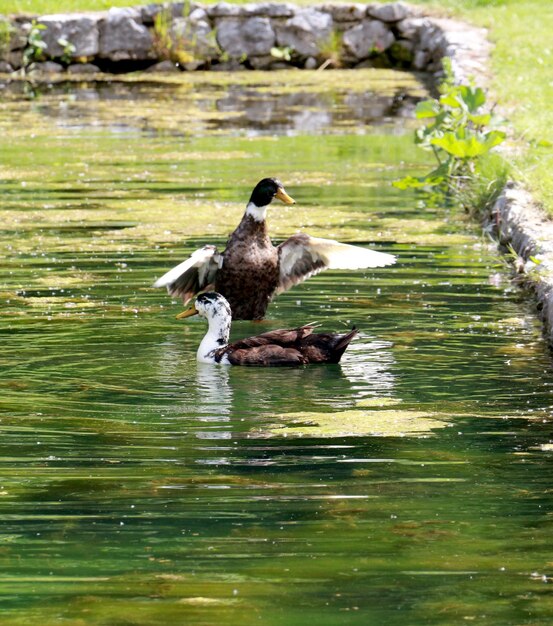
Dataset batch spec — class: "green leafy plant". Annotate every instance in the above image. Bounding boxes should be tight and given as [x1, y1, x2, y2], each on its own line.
[57, 37, 76, 64]
[394, 59, 506, 199]
[152, 8, 195, 65]
[22, 20, 47, 67]
[270, 46, 292, 62]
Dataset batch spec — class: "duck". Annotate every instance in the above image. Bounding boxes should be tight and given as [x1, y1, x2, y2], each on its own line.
[154, 177, 396, 320]
[179, 292, 358, 366]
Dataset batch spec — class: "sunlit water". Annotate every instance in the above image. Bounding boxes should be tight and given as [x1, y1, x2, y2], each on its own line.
[1, 71, 553, 625]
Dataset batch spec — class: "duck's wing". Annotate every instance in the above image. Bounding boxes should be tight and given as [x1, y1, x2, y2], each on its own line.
[153, 245, 223, 304]
[226, 345, 307, 366]
[229, 324, 316, 350]
[277, 234, 396, 294]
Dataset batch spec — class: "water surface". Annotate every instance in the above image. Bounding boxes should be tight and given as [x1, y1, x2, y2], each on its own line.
[1, 70, 553, 625]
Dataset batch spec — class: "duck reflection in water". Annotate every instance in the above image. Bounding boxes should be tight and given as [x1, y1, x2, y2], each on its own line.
[189, 327, 396, 419]
[155, 295, 396, 444]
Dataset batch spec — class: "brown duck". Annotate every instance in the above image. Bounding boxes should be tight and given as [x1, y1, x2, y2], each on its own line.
[179, 292, 358, 366]
[154, 177, 396, 320]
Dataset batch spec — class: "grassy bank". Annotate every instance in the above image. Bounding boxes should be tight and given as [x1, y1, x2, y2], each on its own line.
[1, 0, 551, 216]
[0, 0, 135, 11]
[413, 0, 553, 216]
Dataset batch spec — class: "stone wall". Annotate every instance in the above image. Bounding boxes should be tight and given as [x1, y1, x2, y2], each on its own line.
[0, 1, 488, 79]
[490, 184, 553, 348]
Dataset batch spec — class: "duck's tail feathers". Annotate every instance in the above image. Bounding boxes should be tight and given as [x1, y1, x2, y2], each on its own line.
[331, 327, 359, 363]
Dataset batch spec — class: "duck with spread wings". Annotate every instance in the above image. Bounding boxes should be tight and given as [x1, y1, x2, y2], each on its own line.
[154, 177, 396, 320]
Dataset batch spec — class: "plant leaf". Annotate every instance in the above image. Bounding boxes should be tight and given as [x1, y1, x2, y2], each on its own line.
[481, 130, 506, 151]
[459, 85, 486, 112]
[468, 113, 492, 126]
[431, 131, 504, 159]
[415, 99, 440, 118]
[439, 91, 462, 109]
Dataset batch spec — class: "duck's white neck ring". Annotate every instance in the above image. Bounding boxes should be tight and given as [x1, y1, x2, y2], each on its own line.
[245, 202, 269, 222]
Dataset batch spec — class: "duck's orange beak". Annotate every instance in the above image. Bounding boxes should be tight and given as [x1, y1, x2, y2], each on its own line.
[176, 306, 198, 320]
[275, 187, 296, 205]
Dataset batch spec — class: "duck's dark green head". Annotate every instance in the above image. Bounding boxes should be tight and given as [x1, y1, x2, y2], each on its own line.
[249, 178, 296, 208]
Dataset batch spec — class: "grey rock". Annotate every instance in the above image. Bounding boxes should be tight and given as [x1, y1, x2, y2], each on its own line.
[140, 3, 162, 24]
[332, 20, 361, 34]
[304, 56, 318, 69]
[17, 21, 32, 35]
[207, 2, 243, 18]
[276, 8, 333, 58]
[249, 54, 277, 69]
[342, 19, 394, 60]
[212, 59, 247, 70]
[3, 50, 23, 69]
[38, 14, 100, 58]
[317, 3, 365, 22]
[412, 48, 430, 70]
[32, 60, 64, 73]
[271, 61, 293, 70]
[166, 3, 186, 18]
[188, 8, 209, 22]
[0, 61, 14, 72]
[396, 17, 426, 41]
[217, 16, 275, 58]
[170, 3, 193, 18]
[419, 22, 446, 53]
[99, 7, 154, 60]
[367, 2, 410, 23]
[241, 2, 296, 17]
[140, 3, 198, 24]
[429, 18, 490, 84]
[145, 59, 180, 72]
[67, 62, 100, 73]
[490, 182, 553, 347]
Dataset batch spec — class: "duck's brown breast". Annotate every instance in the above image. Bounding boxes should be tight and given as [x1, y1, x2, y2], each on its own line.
[216, 243, 279, 319]
[215, 214, 280, 319]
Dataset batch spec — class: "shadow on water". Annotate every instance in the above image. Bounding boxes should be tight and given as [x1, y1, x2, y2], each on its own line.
[1, 70, 553, 625]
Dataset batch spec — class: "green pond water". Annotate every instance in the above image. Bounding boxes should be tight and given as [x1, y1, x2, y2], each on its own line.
[1, 70, 553, 625]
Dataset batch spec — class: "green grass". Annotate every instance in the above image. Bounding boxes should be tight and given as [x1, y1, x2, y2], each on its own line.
[0, 0, 138, 12]
[412, 0, 553, 215]
[1, 0, 551, 215]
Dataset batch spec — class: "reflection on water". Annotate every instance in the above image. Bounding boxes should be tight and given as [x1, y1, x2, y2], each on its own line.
[340, 335, 396, 400]
[1, 72, 553, 626]
[0, 71, 422, 136]
[196, 363, 233, 422]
